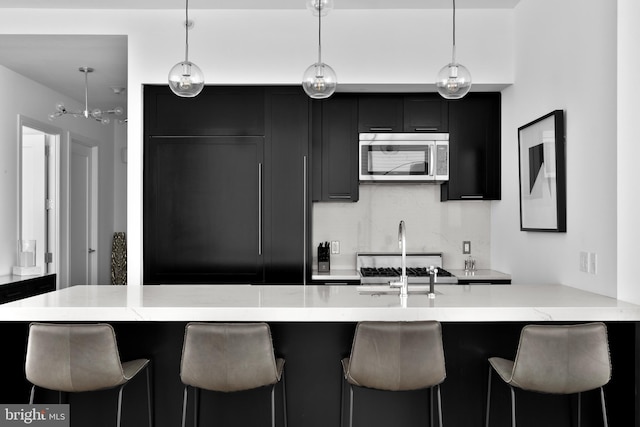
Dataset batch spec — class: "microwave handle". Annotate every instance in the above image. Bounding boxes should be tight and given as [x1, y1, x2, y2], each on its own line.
[430, 143, 435, 177]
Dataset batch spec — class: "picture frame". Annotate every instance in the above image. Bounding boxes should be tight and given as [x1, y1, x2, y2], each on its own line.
[518, 110, 566, 232]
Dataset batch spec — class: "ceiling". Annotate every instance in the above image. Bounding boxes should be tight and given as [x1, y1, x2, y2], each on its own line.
[0, 1, 520, 114]
[0, 0, 521, 10]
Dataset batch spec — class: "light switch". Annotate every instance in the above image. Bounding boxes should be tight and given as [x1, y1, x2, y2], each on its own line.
[462, 241, 471, 254]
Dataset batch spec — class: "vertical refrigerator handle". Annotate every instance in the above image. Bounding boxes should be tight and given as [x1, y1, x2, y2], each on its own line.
[258, 162, 262, 255]
[303, 155, 308, 285]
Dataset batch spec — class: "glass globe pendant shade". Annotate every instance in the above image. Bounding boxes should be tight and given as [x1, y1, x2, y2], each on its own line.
[436, 62, 472, 99]
[302, 62, 337, 99]
[168, 61, 205, 98]
[306, 0, 334, 16]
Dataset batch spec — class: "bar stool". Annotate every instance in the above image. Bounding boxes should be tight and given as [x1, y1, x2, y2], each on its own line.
[25, 322, 153, 427]
[341, 321, 447, 427]
[179, 322, 287, 427]
[485, 322, 611, 427]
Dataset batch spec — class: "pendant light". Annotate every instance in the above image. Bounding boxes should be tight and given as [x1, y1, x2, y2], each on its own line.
[302, 0, 337, 99]
[49, 67, 124, 124]
[168, 0, 204, 97]
[436, 0, 472, 99]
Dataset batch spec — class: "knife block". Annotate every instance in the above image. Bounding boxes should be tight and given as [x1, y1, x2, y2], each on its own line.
[318, 245, 330, 273]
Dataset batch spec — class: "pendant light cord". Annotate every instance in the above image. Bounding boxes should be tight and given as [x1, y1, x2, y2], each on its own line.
[184, 0, 190, 63]
[451, 0, 457, 64]
[317, 3, 322, 64]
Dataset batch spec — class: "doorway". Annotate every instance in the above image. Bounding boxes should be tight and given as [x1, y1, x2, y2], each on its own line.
[19, 119, 59, 278]
[68, 137, 98, 286]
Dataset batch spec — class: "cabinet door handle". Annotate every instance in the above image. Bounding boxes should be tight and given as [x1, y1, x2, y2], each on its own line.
[88, 248, 96, 254]
[460, 195, 484, 199]
[329, 195, 352, 200]
[369, 127, 393, 132]
[415, 127, 438, 132]
[258, 162, 263, 255]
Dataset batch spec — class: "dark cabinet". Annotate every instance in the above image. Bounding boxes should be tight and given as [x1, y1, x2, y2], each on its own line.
[403, 96, 448, 132]
[143, 85, 311, 285]
[358, 95, 403, 132]
[144, 136, 264, 284]
[264, 88, 311, 284]
[0, 274, 56, 304]
[358, 94, 448, 133]
[312, 95, 359, 202]
[441, 93, 501, 201]
[144, 85, 265, 136]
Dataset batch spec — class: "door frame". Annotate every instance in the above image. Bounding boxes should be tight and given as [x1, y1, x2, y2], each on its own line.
[68, 133, 99, 286]
[17, 115, 61, 280]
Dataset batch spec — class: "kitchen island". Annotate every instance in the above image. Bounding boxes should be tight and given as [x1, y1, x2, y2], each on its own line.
[1, 284, 638, 427]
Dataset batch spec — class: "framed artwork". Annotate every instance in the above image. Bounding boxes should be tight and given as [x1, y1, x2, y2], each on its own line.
[518, 110, 566, 232]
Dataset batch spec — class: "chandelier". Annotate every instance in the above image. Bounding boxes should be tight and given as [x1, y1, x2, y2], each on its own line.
[49, 67, 124, 124]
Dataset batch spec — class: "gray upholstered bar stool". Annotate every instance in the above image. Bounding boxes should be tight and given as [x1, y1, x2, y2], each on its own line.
[25, 322, 153, 427]
[485, 322, 611, 427]
[341, 321, 447, 427]
[179, 322, 287, 427]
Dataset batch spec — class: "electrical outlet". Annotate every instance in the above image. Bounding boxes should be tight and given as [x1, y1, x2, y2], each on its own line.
[462, 241, 471, 254]
[588, 252, 598, 275]
[579, 251, 588, 273]
[331, 241, 340, 254]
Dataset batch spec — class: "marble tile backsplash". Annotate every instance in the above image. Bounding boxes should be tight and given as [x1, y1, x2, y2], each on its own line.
[312, 184, 491, 271]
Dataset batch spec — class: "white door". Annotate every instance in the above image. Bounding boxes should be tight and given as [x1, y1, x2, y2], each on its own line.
[20, 123, 59, 277]
[69, 141, 97, 285]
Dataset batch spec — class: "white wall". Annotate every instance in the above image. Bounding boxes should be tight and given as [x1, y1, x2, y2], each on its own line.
[0, 65, 116, 285]
[313, 186, 491, 271]
[491, 0, 617, 296]
[617, 0, 640, 304]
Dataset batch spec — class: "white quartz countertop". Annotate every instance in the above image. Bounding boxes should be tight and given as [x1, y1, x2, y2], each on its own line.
[1, 284, 639, 322]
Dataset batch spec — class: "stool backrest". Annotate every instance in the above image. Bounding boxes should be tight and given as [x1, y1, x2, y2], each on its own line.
[511, 322, 611, 394]
[180, 322, 280, 392]
[346, 321, 446, 391]
[26, 323, 127, 392]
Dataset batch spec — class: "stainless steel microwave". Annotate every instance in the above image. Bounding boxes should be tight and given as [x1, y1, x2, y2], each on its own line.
[359, 133, 449, 182]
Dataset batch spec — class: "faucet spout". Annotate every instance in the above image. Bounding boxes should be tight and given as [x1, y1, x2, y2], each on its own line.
[428, 266, 438, 299]
[389, 221, 409, 297]
[398, 221, 408, 297]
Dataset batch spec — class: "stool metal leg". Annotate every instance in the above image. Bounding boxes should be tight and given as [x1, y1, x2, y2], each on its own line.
[577, 392, 582, 427]
[116, 384, 125, 427]
[429, 387, 434, 427]
[436, 384, 443, 427]
[193, 387, 200, 427]
[29, 385, 36, 404]
[271, 384, 276, 427]
[600, 387, 609, 427]
[509, 386, 516, 427]
[485, 365, 492, 427]
[348, 384, 354, 427]
[181, 387, 189, 427]
[281, 370, 288, 427]
[146, 364, 153, 427]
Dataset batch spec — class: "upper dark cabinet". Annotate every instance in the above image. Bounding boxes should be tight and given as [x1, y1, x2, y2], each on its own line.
[144, 85, 265, 136]
[441, 92, 501, 201]
[403, 96, 448, 132]
[358, 94, 448, 133]
[358, 95, 403, 132]
[312, 95, 359, 202]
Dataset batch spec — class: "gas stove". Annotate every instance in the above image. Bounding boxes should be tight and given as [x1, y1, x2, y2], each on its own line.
[357, 252, 458, 285]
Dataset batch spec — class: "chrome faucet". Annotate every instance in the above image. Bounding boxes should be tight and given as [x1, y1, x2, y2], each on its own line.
[390, 220, 409, 297]
[428, 266, 438, 299]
